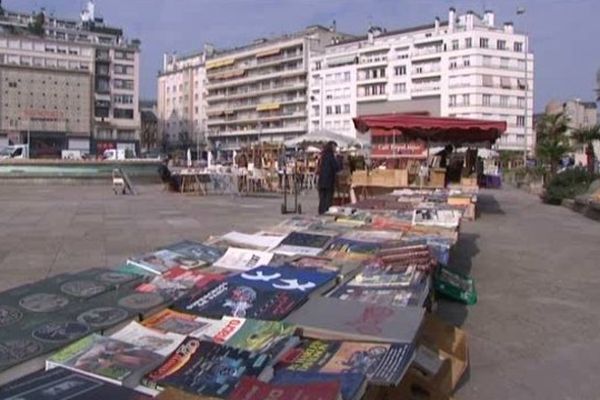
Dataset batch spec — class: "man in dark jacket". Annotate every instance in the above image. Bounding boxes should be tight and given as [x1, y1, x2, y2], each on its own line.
[317, 141, 340, 214]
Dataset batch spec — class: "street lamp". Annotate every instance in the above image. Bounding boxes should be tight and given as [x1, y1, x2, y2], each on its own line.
[517, 6, 529, 166]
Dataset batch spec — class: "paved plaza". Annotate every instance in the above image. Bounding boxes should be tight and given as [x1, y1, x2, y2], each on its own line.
[0, 183, 599, 399]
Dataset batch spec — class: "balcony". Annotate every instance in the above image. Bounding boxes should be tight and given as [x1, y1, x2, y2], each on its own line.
[411, 46, 443, 60]
[411, 65, 441, 77]
[207, 67, 305, 90]
[207, 82, 306, 103]
[207, 123, 307, 138]
[411, 84, 441, 94]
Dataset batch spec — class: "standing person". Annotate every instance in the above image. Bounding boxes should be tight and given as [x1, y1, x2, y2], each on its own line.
[317, 141, 340, 214]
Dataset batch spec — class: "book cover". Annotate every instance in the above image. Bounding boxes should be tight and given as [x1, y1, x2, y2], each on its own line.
[136, 268, 224, 300]
[0, 367, 151, 400]
[146, 338, 270, 398]
[110, 321, 186, 357]
[212, 248, 274, 271]
[128, 249, 206, 275]
[348, 260, 417, 288]
[278, 339, 414, 386]
[229, 376, 341, 400]
[327, 284, 426, 308]
[270, 370, 363, 400]
[227, 265, 337, 295]
[172, 281, 306, 321]
[162, 241, 224, 264]
[142, 309, 222, 336]
[221, 231, 284, 250]
[323, 238, 381, 255]
[285, 297, 424, 344]
[274, 232, 333, 254]
[47, 334, 165, 388]
[196, 316, 298, 360]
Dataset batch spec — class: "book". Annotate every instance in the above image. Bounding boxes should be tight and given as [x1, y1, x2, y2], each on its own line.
[272, 232, 334, 256]
[221, 231, 284, 250]
[156, 387, 220, 399]
[229, 376, 341, 400]
[146, 338, 270, 398]
[285, 296, 424, 344]
[347, 263, 417, 288]
[270, 370, 363, 400]
[127, 249, 207, 275]
[194, 316, 299, 361]
[136, 268, 224, 300]
[0, 367, 152, 400]
[226, 265, 338, 296]
[327, 283, 428, 308]
[142, 309, 223, 336]
[172, 280, 306, 321]
[162, 241, 224, 264]
[46, 334, 165, 390]
[111, 321, 186, 357]
[212, 248, 274, 271]
[412, 208, 461, 229]
[277, 339, 414, 386]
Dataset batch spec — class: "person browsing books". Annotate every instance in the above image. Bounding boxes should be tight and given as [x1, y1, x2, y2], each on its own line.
[317, 141, 340, 215]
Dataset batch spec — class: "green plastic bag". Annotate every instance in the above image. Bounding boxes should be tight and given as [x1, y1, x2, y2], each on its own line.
[434, 265, 478, 305]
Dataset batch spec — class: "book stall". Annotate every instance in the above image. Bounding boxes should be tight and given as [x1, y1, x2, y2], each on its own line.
[0, 188, 481, 400]
[349, 114, 507, 202]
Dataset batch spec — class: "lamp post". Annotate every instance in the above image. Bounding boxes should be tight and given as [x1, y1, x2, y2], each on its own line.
[517, 6, 529, 166]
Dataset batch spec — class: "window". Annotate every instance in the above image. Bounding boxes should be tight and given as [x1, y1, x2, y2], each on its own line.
[500, 95, 508, 107]
[114, 64, 134, 75]
[449, 59, 458, 69]
[394, 65, 406, 76]
[462, 94, 470, 106]
[483, 56, 492, 66]
[482, 75, 494, 87]
[335, 105, 342, 115]
[114, 79, 135, 90]
[393, 83, 406, 94]
[326, 106, 332, 115]
[517, 97, 525, 108]
[516, 116, 525, 126]
[482, 94, 491, 106]
[463, 57, 470, 67]
[480, 38, 489, 48]
[114, 94, 134, 104]
[465, 38, 472, 48]
[343, 88, 351, 98]
[449, 95, 457, 106]
[343, 104, 351, 114]
[497, 40, 506, 50]
[500, 76, 512, 89]
[500, 57, 509, 69]
[452, 40, 459, 50]
[344, 71, 351, 81]
[315, 61, 321, 70]
[517, 60, 526, 70]
[514, 42, 523, 52]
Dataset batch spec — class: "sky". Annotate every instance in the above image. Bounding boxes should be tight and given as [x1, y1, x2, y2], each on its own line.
[8, 0, 600, 112]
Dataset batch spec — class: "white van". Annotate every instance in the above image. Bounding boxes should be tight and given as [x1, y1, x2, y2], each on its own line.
[0, 145, 29, 160]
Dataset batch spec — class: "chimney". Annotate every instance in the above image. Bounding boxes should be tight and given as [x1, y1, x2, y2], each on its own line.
[163, 53, 169, 71]
[434, 17, 440, 34]
[484, 10, 495, 27]
[466, 10, 474, 30]
[448, 7, 456, 32]
[503, 22, 514, 34]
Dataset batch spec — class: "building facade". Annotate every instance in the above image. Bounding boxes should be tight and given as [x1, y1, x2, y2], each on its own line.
[308, 8, 535, 153]
[204, 26, 350, 151]
[0, 1, 141, 156]
[157, 52, 206, 150]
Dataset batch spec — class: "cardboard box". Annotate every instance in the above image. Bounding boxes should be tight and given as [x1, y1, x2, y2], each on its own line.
[418, 314, 469, 391]
[460, 177, 478, 187]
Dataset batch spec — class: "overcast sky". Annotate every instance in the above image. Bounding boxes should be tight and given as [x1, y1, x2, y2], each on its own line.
[8, 0, 600, 111]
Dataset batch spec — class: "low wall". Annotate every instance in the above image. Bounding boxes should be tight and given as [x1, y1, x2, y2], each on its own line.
[0, 160, 162, 183]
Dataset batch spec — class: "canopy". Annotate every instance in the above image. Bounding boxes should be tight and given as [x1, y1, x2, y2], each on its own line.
[429, 146, 499, 159]
[284, 129, 368, 149]
[353, 114, 506, 144]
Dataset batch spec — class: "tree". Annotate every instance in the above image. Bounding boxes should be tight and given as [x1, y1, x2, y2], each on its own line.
[28, 11, 45, 36]
[572, 124, 600, 174]
[536, 112, 571, 178]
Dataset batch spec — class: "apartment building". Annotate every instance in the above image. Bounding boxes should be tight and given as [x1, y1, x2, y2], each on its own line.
[204, 25, 351, 151]
[0, 1, 141, 156]
[308, 8, 535, 153]
[157, 51, 206, 149]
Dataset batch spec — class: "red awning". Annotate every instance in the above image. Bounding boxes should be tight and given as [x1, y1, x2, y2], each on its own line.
[353, 114, 506, 144]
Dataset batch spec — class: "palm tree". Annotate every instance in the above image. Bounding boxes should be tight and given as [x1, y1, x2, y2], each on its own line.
[536, 112, 571, 178]
[572, 124, 600, 174]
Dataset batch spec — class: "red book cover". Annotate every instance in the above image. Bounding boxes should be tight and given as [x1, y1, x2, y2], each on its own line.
[229, 376, 340, 400]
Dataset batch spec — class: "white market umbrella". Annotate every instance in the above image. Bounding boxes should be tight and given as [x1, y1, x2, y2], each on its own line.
[284, 129, 363, 149]
[186, 148, 192, 167]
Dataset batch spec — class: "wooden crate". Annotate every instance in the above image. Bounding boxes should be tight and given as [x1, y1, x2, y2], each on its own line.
[429, 168, 446, 188]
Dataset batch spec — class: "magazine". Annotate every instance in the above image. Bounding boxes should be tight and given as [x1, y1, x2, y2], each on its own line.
[212, 247, 274, 271]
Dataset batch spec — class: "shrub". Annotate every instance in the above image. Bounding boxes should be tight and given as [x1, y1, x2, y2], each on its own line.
[542, 168, 598, 205]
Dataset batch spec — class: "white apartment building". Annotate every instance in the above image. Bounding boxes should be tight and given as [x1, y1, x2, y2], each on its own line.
[157, 51, 206, 149]
[204, 25, 351, 151]
[308, 8, 535, 153]
[0, 1, 141, 156]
